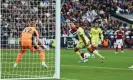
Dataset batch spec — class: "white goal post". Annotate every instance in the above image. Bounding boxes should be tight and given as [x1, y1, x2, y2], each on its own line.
[54, 0, 60, 79]
[0, 0, 60, 79]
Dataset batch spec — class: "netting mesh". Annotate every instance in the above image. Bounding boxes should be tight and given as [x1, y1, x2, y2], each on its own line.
[1, 0, 56, 79]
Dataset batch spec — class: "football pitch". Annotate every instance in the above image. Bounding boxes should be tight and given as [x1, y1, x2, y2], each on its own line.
[1, 49, 133, 80]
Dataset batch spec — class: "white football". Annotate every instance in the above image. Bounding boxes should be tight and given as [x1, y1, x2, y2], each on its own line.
[84, 53, 90, 59]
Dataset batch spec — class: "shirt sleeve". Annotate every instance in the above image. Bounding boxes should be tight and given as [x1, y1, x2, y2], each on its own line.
[99, 28, 104, 40]
[99, 28, 102, 34]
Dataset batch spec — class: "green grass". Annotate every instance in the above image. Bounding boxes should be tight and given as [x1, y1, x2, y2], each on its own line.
[0, 49, 133, 80]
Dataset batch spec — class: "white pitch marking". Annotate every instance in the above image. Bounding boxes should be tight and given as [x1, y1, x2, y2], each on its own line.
[61, 65, 133, 71]
[60, 78, 78, 80]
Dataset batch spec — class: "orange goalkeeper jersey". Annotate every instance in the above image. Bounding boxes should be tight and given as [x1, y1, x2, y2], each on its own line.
[20, 27, 39, 41]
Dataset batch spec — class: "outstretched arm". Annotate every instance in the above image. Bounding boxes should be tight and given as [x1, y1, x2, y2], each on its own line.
[99, 29, 104, 41]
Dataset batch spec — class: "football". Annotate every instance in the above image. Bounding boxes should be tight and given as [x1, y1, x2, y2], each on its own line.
[84, 52, 90, 59]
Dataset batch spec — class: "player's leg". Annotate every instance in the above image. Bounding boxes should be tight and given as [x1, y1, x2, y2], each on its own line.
[33, 44, 48, 68]
[74, 42, 84, 61]
[91, 40, 95, 59]
[74, 48, 83, 60]
[13, 46, 27, 67]
[74, 48, 89, 63]
[79, 50, 85, 59]
[38, 46, 48, 68]
[91, 39, 99, 59]
[120, 40, 124, 53]
[87, 45, 105, 63]
[74, 42, 89, 63]
[115, 40, 119, 54]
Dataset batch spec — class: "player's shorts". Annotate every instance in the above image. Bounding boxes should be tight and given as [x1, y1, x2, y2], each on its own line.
[20, 40, 40, 52]
[91, 39, 99, 47]
[116, 39, 123, 46]
[76, 40, 90, 49]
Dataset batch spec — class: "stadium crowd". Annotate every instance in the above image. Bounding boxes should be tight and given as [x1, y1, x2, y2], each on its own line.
[113, 0, 133, 14]
[61, 0, 133, 48]
[1, 0, 55, 38]
[0, 0, 133, 48]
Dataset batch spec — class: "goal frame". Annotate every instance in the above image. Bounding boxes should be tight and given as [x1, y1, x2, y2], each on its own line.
[54, 0, 61, 79]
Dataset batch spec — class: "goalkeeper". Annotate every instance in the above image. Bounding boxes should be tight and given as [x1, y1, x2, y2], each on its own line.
[13, 22, 48, 68]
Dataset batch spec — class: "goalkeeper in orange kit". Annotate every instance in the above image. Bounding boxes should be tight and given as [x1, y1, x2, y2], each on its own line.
[13, 22, 48, 68]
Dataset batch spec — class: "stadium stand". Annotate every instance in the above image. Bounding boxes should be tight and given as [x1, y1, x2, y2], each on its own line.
[1, 0, 56, 47]
[61, 0, 133, 48]
[114, 0, 133, 14]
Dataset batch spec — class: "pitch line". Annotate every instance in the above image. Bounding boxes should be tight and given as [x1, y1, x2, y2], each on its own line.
[61, 65, 133, 71]
[61, 78, 78, 80]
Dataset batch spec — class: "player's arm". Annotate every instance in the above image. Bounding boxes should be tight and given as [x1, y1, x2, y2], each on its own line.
[67, 22, 73, 28]
[88, 33, 91, 41]
[89, 28, 92, 38]
[99, 29, 104, 41]
[34, 30, 43, 46]
[122, 32, 125, 40]
[114, 30, 119, 35]
[89, 28, 93, 43]
[19, 32, 23, 45]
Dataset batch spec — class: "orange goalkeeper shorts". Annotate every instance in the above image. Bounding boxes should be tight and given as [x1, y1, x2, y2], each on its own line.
[20, 39, 38, 52]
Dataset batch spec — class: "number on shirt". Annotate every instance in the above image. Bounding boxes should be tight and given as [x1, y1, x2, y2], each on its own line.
[23, 27, 32, 33]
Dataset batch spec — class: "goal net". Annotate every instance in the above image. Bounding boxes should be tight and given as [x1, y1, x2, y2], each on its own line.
[0, 0, 60, 79]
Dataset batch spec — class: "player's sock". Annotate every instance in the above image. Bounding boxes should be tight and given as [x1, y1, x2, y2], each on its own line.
[80, 52, 84, 58]
[14, 53, 23, 67]
[39, 51, 48, 68]
[76, 51, 83, 60]
[42, 62, 48, 68]
[121, 46, 124, 53]
[13, 63, 17, 68]
[39, 51, 45, 62]
[93, 50, 103, 59]
[16, 53, 23, 64]
[115, 46, 118, 53]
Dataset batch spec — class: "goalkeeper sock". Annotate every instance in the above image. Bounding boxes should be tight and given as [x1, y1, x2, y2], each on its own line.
[39, 51, 45, 62]
[76, 51, 83, 60]
[16, 53, 23, 64]
[93, 50, 103, 58]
